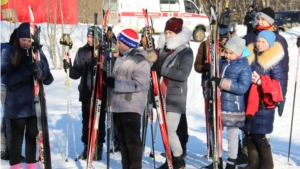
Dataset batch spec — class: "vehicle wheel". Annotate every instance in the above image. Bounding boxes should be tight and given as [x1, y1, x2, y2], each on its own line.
[278, 28, 284, 32]
[193, 28, 205, 42]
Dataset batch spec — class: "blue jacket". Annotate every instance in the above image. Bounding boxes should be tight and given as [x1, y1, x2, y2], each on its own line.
[242, 43, 284, 134]
[219, 57, 252, 127]
[1, 46, 53, 119]
[243, 29, 289, 97]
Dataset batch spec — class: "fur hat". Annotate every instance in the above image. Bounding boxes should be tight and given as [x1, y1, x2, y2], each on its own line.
[257, 30, 276, 47]
[117, 29, 139, 48]
[258, 7, 275, 24]
[17, 22, 31, 39]
[225, 36, 245, 56]
[87, 26, 102, 40]
[165, 17, 183, 34]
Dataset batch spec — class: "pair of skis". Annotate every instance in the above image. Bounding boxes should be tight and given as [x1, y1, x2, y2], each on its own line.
[141, 8, 173, 169]
[203, 7, 222, 169]
[28, 6, 52, 169]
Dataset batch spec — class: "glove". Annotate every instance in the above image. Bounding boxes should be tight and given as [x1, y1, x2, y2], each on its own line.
[202, 63, 211, 72]
[63, 58, 72, 72]
[251, 71, 261, 85]
[151, 63, 161, 75]
[277, 97, 286, 117]
[246, 115, 254, 121]
[105, 77, 115, 88]
[28, 61, 43, 74]
[207, 77, 221, 88]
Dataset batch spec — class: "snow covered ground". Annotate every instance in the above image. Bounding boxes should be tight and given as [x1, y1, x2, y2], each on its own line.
[1, 21, 300, 169]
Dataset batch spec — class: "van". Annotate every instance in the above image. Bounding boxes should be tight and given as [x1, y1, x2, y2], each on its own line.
[103, 0, 209, 42]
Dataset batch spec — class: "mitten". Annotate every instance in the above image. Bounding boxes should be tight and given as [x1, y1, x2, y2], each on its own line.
[251, 71, 261, 85]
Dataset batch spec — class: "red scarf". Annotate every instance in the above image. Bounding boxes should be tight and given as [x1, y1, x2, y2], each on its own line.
[255, 24, 274, 31]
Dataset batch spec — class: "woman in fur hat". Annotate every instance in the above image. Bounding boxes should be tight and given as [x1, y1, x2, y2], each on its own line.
[152, 17, 194, 169]
[239, 30, 284, 169]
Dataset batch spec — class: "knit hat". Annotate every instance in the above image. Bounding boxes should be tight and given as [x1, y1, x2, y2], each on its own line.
[258, 7, 275, 24]
[87, 26, 102, 40]
[17, 22, 31, 39]
[257, 30, 276, 47]
[117, 29, 139, 48]
[164, 17, 183, 34]
[224, 36, 245, 56]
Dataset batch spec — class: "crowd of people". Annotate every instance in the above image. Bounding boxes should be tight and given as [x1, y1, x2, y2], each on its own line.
[0, 5, 296, 169]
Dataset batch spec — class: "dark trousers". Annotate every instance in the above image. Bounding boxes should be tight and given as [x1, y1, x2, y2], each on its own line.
[246, 24, 253, 33]
[116, 113, 142, 169]
[9, 116, 37, 165]
[245, 133, 269, 148]
[81, 85, 107, 146]
[177, 113, 189, 150]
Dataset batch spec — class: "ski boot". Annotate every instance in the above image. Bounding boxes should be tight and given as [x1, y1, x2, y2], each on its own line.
[78, 145, 87, 160]
[225, 158, 236, 169]
[173, 156, 185, 169]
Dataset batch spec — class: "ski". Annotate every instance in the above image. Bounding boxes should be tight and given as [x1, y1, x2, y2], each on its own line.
[86, 12, 103, 169]
[152, 72, 173, 169]
[208, 7, 222, 169]
[28, 6, 52, 169]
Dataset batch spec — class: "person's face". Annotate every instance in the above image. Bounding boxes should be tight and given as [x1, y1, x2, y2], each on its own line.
[220, 37, 228, 45]
[257, 16, 271, 27]
[87, 35, 94, 46]
[256, 37, 270, 51]
[165, 30, 176, 39]
[113, 52, 119, 58]
[19, 38, 32, 49]
[233, 9, 236, 12]
[224, 48, 239, 61]
[249, 7, 253, 11]
[117, 40, 130, 54]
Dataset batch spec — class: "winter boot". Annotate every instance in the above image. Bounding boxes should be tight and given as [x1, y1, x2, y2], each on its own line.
[157, 159, 168, 169]
[225, 158, 236, 169]
[238, 142, 259, 169]
[94, 145, 103, 161]
[257, 146, 274, 169]
[201, 157, 223, 169]
[182, 148, 187, 158]
[173, 156, 185, 169]
[1, 151, 9, 160]
[78, 145, 87, 160]
[26, 162, 37, 169]
[236, 153, 248, 165]
[110, 140, 120, 153]
[10, 163, 22, 169]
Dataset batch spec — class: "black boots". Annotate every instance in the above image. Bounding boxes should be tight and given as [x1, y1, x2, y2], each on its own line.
[1, 151, 9, 160]
[157, 156, 186, 169]
[225, 158, 236, 169]
[257, 146, 273, 169]
[238, 142, 259, 169]
[94, 146, 103, 161]
[201, 158, 223, 169]
[110, 140, 120, 153]
[173, 156, 185, 169]
[78, 145, 88, 160]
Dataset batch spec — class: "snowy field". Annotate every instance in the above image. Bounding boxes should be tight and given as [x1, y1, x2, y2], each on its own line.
[1, 21, 300, 169]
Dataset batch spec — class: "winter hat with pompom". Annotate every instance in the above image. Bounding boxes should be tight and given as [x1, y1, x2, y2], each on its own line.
[117, 29, 139, 48]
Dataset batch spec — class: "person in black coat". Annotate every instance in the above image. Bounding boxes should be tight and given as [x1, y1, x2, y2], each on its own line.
[244, 5, 256, 33]
[1, 22, 54, 169]
[63, 26, 107, 160]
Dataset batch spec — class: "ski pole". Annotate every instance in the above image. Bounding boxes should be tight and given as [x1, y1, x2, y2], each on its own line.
[287, 47, 300, 163]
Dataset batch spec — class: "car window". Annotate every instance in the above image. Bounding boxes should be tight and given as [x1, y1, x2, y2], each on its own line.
[275, 13, 289, 20]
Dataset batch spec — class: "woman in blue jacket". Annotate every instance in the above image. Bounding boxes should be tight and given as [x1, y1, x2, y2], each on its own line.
[208, 37, 252, 169]
[1, 22, 53, 169]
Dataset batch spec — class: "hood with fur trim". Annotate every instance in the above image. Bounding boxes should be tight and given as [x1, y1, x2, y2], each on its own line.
[136, 48, 158, 63]
[247, 42, 284, 71]
[157, 26, 190, 50]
